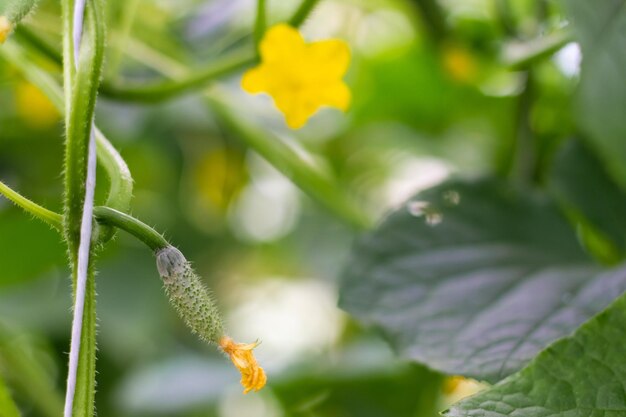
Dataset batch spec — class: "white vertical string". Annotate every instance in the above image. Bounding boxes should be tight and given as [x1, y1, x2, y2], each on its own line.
[64, 0, 98, 416]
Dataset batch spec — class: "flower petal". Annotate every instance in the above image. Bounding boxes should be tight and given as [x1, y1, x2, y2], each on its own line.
[273, 90, 317, 129]
[242, 24, 352, 129]
[219, 336, 267, 393]
[241, 67, 269, 94]
[260, 24, 305, 64]
[317, 81, 351, 111]
[306, 39, 351, 80]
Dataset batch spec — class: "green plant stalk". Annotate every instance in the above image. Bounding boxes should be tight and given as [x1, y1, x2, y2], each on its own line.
[0, 181, 166, 254]
[64, 1, 104, 252]
[99, 48, 254, 102]
[61, 0, 105, 415]
[208, 93, 373, 230]
[0, 181, 63, 230]
[93, 206, 168, 251]
[0, 374, 20, 417]
[62, 0, 75, 125]
[289, 0, 320, 27]
[99, 0, 321, 103]
[0, 41, 133, 220]
[254, 0, 266, 52]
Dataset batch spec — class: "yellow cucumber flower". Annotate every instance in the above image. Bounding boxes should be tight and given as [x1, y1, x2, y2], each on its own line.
[242, 24, 351, 129]
[0, 16, 11, 43]
[219, 336, 267, 393]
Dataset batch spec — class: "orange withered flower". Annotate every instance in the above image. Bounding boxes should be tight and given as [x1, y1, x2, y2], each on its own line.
[219, 336, 267, 393]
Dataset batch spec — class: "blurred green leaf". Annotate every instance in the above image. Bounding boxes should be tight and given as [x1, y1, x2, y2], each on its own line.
[0, 373, 20, 417]
[0, 210, 66, 287]
[0, 328, 63, 417]
[445, 291, 626, 417]
[340, 178, 626, 383]
[550, 140, 626, 258]
[274, 360, 442, 417]
[564, 0, 626, 188]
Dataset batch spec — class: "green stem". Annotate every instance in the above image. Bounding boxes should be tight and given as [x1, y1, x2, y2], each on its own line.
[61, 0, 105, 416]
[289, 0, 320, 27]
[0, 181, 165, 253]
[99, 49, 254, 102]
[254, 0, 267, 53]
[94, 128, 133, 241]
[63, 0, 105, 252]
[93, 206, 169, 251]
[207, 93, 373, 230]
[0, 181, 63, 230]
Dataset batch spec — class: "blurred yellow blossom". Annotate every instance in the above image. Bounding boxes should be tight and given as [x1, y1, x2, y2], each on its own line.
[15, 81, 60, 128]
[441, 44, 478, 84]
[242, 24, 351, 129]
[0, 16, 11, 43]
[219, 336, 267, 393]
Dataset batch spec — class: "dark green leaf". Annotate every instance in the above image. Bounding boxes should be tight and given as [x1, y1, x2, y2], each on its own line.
[446, 291, 626, 416]
[564, 0, 626, 188]
[550, 140, 626, 256]
[339, 179, 626, 383]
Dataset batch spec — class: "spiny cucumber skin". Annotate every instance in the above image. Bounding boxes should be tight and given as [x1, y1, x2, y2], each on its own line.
[156, 246, 224, 345]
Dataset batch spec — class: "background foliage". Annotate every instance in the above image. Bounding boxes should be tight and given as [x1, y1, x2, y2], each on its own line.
[1, 0, 625, 416]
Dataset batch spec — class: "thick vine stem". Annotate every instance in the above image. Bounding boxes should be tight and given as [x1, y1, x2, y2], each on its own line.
[61, 0, 105, 415]
[63, 0, 105, 253]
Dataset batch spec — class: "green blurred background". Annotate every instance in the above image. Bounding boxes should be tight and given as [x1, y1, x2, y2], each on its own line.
[0, 0, 578, 415]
